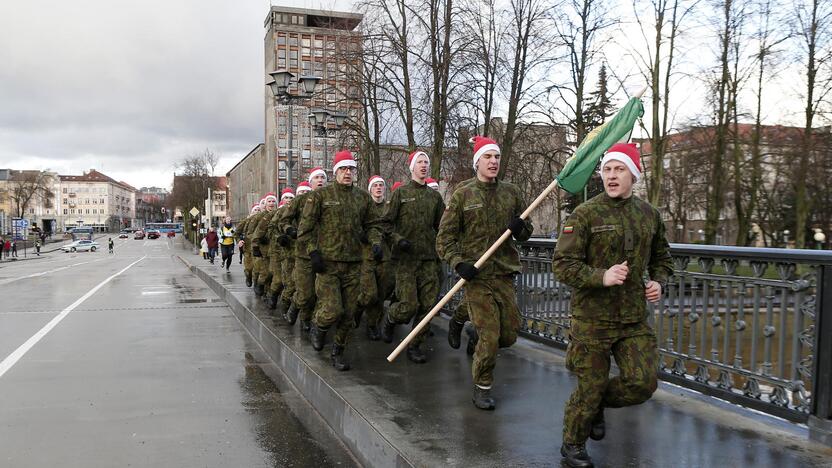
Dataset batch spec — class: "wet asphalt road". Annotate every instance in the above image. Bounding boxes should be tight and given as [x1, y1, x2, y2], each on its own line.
[0, 236, 357, 468]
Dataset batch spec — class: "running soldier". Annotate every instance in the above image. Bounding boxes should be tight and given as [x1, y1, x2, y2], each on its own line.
[252, 192, 278, 296]
[380, 151, 445, 363]
[240, 202, 262, 287]
[553, 143, 672, 468]
[298, 151, 383, 371]
[358, 175, 393, 340]
[436, 135, 533, 410]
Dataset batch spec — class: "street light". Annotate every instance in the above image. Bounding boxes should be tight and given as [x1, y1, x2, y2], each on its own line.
[814, 229, 826, 250]
[783, 229, 790, 247]
[267, 70, 323, 188]
[308, 108, 346, 168]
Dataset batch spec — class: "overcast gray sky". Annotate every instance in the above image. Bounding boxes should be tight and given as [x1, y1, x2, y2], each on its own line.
[0, 0, 350, 189]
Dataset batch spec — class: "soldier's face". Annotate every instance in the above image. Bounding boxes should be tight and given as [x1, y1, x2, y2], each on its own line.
[412, 156, 430, 180]
[476, 151, 501, 180]
[370, 181, 385, 199]
[311, 173, 327, 189]
[266, 198, 276, 210]
[601, 160, 634, 199]
[335, 166, 355, 185]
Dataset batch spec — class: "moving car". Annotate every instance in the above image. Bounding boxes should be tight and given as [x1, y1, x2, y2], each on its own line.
[61, 240, 100, 252]
[134, 230, 145, 240]
[118, 232, 129, 239]
[146, 230, 160, 239]
[166, 231, 175, 238]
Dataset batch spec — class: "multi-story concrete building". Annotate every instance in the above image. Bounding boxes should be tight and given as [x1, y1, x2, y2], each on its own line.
[226, 144, 270, 221]
[57, 169, 137, 232]
[264, 6, 363, 190]
[0, 168, 59, 236]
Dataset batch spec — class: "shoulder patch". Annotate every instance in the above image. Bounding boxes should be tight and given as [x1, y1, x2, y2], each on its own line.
[563, 226, 574, 234]
[323, 201, 340, 207]
[463, 203, 483, 211]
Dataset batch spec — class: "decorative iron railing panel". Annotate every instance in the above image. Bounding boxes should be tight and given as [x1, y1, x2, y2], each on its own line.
[439, 240, 832, 423]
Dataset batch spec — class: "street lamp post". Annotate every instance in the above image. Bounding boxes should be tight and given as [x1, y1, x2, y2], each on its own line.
[266, 70, 322, 189]
[783, 229, 790, 247]
[814, 229, 826, 250]
[308, 108, 346, 169]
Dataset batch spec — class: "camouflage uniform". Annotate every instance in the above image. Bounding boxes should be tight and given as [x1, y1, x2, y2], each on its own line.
[298, 183, 382, 347]
[552, 192, 673, 445]
[236, 215, 253, 283]
[252, 209, 278, 290]
[245, 211, 266, 285]
[278, 191, 316, 322]
[384, 180, 445, 345]
[436, 177, 533, 387]
[267, 208, 286, 298]
[272, 201, 298, 310]
[358, 198, 393, 328]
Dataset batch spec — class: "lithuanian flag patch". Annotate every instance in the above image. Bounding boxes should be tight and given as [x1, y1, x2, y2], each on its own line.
[563, 226, 574, 234]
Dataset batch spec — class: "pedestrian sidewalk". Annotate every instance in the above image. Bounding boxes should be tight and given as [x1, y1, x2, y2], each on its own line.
[181, 255, 832, 468]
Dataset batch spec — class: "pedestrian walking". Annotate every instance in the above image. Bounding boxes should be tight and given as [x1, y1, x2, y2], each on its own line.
[436, 135, 534, 410]
[219, 216, 236, 271]
[552, 143, 673, 468]
[205, 228, 219, 264]
[108, 237, 114, 254]
[299, 151, 384, 371]
[35, 240, 41, 256]
[11, 240, 17, 257]
[380, 151, 445, 364]
[2, 238, 9, 259]
[200, 236, 208, 260]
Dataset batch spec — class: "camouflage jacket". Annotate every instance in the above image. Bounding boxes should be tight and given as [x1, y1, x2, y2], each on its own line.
[252, 209, 277, 257]
[436, 177, 533, 278]
[298, 183, 383, 263]
[384, 180, 445, 261]
[276, 191, 313, 259]
[236, 216, 249, 241]
[551, 192, 673, 323]
[369, 198, 392, 262]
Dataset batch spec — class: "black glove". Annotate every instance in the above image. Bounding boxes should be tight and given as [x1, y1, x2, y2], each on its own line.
[455, 262, 479, 281]
[286, 226, 298, 239]
[277, 234, 290, 247]
[397, 239, 412, 253]
[258, 234, 269, 244]
[372, 244, 383, 261]
[252, 245, 262, 257]
[508, 217, 526, 237]
[359, 231, 369, 244]
[310, 250, 325, 273]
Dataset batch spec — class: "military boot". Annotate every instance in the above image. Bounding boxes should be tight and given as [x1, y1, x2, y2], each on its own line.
[330, 344, 350, 371]
[285, 303, 299, 325]
[472, 385, 495, 410]
[406, 344, 427, 364]
[353, 309, 364, 329]
[448, 319, 464, 349]
[245, 275, 252, 287]
[466, 326, 479, 356]
[560, 443, 594, 468]
[589, 406, 605, 441]
[300, 319, 312, 333]
[268, 292, 279, 310]
[380, 315, 396, 343]
[310, 324, 329, 351]
[366, 324, 380, 341]
[253, 282, 264, 297]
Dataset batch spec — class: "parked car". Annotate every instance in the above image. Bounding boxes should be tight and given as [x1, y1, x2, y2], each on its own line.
[61, 240, 100, 253]
[146, 230, 160, 239]
[134, 230, 145, 240]
[166, 231, 175, 238]
[118, 232, 129, 239]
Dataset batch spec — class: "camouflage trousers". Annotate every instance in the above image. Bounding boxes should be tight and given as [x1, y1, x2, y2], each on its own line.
[357, 261, 394, 327]
[388, 259, 441, 345]
[268, 254, 283, 296]
[562, 319, 658, 444]
[452, 292, 469, 323]
[293, 256, 317, 322]
[279, 256, 296, 308]
[313, 261, 360, 346]
[243, 248, 254, 281]
[256, 255, 273, 288]
[465, 276, 521, 387]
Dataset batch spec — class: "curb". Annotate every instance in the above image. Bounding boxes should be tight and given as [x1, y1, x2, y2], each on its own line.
[178, 254, 413, 468]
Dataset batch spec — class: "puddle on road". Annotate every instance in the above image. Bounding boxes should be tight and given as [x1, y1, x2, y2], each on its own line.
[239, 353, 357, 467]
[176, 298, 224, 304]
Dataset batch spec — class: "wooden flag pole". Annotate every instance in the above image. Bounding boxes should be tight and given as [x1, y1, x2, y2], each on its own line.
[387, 85, 647, 362]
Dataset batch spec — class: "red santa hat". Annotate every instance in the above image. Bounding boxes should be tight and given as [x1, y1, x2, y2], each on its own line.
[600, 143, 642, 182]
[408, 150, 429, 172]
[308, 166, 327, 183]
[296, 181, 312, 194]
[250, 203, 262, 214]
[426, 177, 439, 189]
[258, 197, 267, 208]
[470, 135, 501, 169]
[391, 181, 402, 191]
[278, 199, 287, 208]
[263, 192, 278, 202]
[332, 150, 357, 172]
[367, 175, 385, 192]
[280, 187, 295, 200]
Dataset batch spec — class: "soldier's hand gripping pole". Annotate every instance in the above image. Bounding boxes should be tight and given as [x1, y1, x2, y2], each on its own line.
[387, 177, 562, 362]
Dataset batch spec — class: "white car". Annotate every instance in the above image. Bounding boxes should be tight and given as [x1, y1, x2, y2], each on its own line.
[61, 240, 100, 252]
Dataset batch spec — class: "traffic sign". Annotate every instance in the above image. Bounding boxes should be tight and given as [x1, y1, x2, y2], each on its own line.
[189, 207, 200, 217]
[12, 219, 29, 229]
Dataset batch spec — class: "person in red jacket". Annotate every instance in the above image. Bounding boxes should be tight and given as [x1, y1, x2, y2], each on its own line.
[205, 228, 220, 264]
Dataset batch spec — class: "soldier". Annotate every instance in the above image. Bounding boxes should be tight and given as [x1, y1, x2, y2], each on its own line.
[274, 183, 306, 320]
[279, 171, 327, 331]
[436, 135, 533, 410]
[357, 175, 393, 340]
[252, 192, 278, 297]
[552, 143, 672, 468]
[380, 151, 445, 363]
[265, 197, 290, 311]
[298, 151, 383, 371]
[240, 203, 262, 287]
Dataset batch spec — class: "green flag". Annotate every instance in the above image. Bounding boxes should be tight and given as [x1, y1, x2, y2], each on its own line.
[556, 97, 644, 194]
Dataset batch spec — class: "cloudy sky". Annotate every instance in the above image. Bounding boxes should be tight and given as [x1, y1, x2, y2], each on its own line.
[0, 0, 351, 189]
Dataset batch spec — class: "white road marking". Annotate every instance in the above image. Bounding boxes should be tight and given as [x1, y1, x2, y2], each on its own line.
[0, 255, 146, 379]
[0, 258, 107, 286]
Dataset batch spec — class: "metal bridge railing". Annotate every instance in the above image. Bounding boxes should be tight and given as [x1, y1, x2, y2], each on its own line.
[440, 239, 832, 428]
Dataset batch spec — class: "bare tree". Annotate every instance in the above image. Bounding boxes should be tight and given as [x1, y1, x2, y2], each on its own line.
[9, 170, 55, 219]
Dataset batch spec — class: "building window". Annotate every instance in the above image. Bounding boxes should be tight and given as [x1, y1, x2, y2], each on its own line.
[289, 35, 298, 47]
[86, 209, 90, 214]
[63, 209, 68, 215]
[62, 187, 67, 193]
[100, 198, 104, 204]
[70, 209, 75, 214]
[277, 35, 286, 45]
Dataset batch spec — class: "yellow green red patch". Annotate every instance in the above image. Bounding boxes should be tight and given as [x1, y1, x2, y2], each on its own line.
[563, 226, 574, 234]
